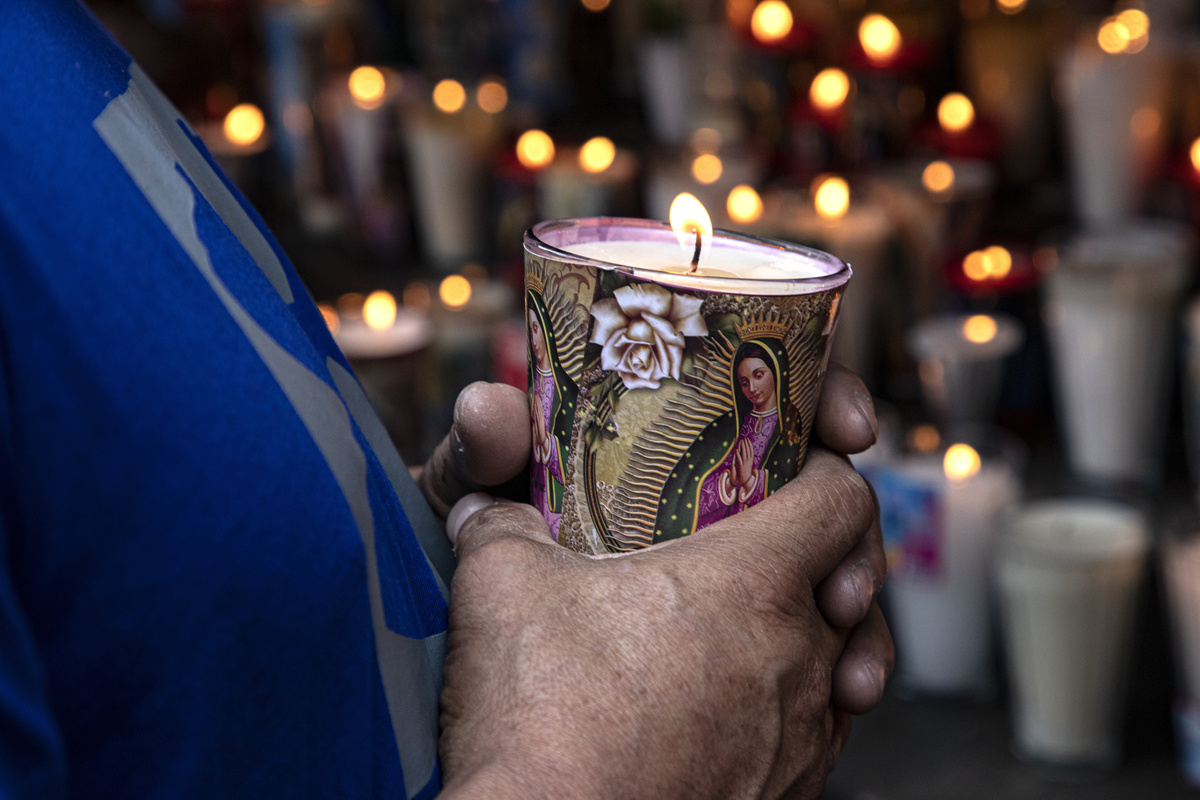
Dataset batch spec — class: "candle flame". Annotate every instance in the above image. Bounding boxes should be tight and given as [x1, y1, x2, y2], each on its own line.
[432, 79, 466, 113]
[997, 0, 1026, 14]
[810, 68, 850, 112]
[944, 443, 982, 482]
[580, 137, 616, 173]
[692, 153, 723, 184]
[751, 0, 793, 44]
[962, 314, 998, 344]
[348, 66, 386, 110]
[963, 246, 1012, 282]
[938, 93, 975, 133]
[440, 275, 472, 308]
[1190, 137, 1200, 174]
[922, 160, 955, 194]
[516, 129, 555, 170]
[317, 302, 340, 334]
[223, 103, 265, 146]
[363, 290, 397, 331]
[670, 192, 713, 257]
[727, 185, 763, 223]
[859, 14, 901, 64]
[813, 175, 850, 220]
[476, 78, 508, 114]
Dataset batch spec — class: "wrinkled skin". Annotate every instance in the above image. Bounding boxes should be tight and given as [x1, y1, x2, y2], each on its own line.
[414, 363, 892, 800]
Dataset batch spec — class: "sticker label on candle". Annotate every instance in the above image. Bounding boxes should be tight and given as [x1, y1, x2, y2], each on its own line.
[526, 251, 843, 555]
[865, 466, 945, 582]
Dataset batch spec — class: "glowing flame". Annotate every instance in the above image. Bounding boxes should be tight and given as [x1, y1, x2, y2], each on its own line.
[859, 14, 902, 65]
[751, 0, 793, 44]
[938, 93, 975, 133]
[909, 423, 940, 454]
[432, 79, 466, 113]
[317, 302, 340, 334]
[692, 153, 724, 184]
[813, 175, 850, 220]
[476, 78, 508, 114]
[810, 68, 850, 112]
[727, 185, 763, 223]
[348, 66, 386, 110]
[516, 129, 555, 170]
[439, 275, 472, 308]
[922, 160, 955, 194]
[1190, 137, 1200, 174]
[670, 192, 713, 254]
[962, 314, 998, 344]
[363, 290, 398, 331]
[997, 0, 1026, 14]
[580, 136, 616, 174]
[944, 443, 982, 482]
[963, 246, 1012, 282]
[223, 103, 265, 147]
[1119, 9, 1149, 40]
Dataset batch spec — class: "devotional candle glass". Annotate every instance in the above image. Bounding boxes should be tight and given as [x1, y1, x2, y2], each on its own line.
[523, 215, 850, 554]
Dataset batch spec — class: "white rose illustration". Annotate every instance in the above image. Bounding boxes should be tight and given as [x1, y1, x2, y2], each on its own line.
[589, 283, 708, 390]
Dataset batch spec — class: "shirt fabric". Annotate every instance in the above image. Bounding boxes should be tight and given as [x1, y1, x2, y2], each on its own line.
[0, 2, 453, 797]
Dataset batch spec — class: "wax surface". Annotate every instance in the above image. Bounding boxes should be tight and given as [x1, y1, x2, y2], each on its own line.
[564, 239, 827, 281]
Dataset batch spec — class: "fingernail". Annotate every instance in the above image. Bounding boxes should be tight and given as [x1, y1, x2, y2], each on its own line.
[853, 391, 878, 445]
[446, 492, 496, 546]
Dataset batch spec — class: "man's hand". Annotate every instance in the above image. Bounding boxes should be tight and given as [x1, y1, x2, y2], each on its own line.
[418, 363, 892, 799]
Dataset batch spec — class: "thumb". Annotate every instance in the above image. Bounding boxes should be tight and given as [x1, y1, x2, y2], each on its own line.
[446, 493, 556, 560]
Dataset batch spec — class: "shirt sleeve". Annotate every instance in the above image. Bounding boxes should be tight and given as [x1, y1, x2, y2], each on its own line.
[0, 341, 68, 798]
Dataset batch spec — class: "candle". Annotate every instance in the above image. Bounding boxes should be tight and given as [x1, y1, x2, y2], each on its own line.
[868, 434, 1021, 696]
[538, 139, 639, 220]
[524, 211, 849, 553]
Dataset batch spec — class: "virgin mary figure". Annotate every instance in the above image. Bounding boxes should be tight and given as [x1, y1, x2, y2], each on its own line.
[527, 289, 578, 540]
[653, 338, 802, 541]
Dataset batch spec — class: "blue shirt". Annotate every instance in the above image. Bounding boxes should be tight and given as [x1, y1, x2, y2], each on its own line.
[0, 2, 453, 796]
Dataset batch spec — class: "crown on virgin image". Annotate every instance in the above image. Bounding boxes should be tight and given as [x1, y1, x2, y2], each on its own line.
[526, 258, 547, 294]
[735, 310, 789, 341]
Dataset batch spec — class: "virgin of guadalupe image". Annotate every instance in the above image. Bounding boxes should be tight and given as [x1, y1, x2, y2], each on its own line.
[653, 337, 802, 539]
[527, 289, 578, 540]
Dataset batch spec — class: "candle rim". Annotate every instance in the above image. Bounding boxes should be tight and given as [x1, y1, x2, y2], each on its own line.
[525, 217, 851, 295]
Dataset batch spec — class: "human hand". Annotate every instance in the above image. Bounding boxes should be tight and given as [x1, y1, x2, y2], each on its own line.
[437, 445, 880, 800]
[732, 436, 755, 488]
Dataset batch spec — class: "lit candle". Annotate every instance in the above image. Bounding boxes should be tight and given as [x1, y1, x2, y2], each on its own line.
[870, 434, 1022, 695]
[538, 136, 639, 220]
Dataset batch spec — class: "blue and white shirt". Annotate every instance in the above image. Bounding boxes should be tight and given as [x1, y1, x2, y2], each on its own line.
[0, 2, 452, 796]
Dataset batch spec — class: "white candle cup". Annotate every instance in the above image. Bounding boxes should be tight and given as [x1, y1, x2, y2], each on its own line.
[907, 313, 1025, 429]
[869, 431, 1022, 696]
[1057, 30, 1169, 227]
[638, 36, 693, 145]
[997, 499, 1149, 769]
[1160, 530, 1200, 786]
[538, 146, 639, 220]
[1043, 220, 1194, 487]
[523, 218, 849, 552]
[767, 192, 892, 381]
[401, 113, 488, 270]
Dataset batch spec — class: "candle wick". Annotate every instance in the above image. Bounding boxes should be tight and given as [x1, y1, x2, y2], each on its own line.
[690, 228, 701, 273]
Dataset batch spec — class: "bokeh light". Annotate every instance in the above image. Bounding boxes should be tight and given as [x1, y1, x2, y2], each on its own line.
[432, 79, 466, 113]
[363, 290, 397, 331]
[692, 154, 724, 184]
[439, 275, 472, 308]
[750, 0, 794, 45]
[476, 78, 508, 114]
[922, 160, 955, 194]
[962, 314, 998, 344]
[810, 68, 851, 112]
[579, 137, 616, 174]
[726, 185, 764, 223]
[813, 175, 850, 220]
[348, 66, 385, 109]
[944, 443, 982, 481]
[516, 129, 555, 170]
[859, 14, 902, 64]
[938, 93, 975, 133]
[223, 103, 265, 146]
